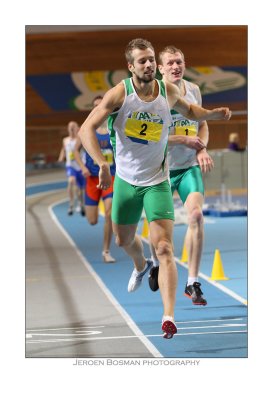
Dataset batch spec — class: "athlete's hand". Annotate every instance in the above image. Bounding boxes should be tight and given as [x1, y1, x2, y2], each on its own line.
[183, 136, 206, 151]
[209, 107, 232, 120]
[197, 148, 214, 173]
[81, 166, 91, 178]
[98, 163, 111, 190]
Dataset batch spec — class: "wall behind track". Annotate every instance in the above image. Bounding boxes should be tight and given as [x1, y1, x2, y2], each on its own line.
[26, 26, 247, 75]
[26, 26, 247, 163]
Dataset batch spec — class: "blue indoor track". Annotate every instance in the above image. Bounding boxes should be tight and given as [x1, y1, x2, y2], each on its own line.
[26, 179, 247, 358]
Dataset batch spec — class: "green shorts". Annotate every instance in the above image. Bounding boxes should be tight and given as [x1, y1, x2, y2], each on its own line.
[112, 175, 174, 225]
[170, 165, 204, 204]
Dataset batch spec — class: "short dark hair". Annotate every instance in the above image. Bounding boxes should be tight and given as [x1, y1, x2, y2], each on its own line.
[125, 38, 154, 64]
[158, 45, 185, 64]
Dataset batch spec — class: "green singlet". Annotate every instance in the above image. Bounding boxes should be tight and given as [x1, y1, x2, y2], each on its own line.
[111, 175, 174, 225]
[169, 165, 204, 204]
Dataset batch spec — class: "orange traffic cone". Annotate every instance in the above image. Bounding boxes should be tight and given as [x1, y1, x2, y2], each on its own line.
[141, 218, 149, 238]
[210, 249, 229, 280]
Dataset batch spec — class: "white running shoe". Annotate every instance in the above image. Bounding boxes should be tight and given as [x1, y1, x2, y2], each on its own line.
[102, 251, 116, 263]
[127, 259, 153, 292]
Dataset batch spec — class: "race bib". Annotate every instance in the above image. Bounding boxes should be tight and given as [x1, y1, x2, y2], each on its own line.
[69, 151, 75, 160]
[174, 125, 197, 136]
[124, 118, 163, 142]
[102, 148, 114, 165]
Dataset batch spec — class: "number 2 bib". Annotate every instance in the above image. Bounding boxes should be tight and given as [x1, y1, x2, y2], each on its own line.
[124, 118, 163, 142]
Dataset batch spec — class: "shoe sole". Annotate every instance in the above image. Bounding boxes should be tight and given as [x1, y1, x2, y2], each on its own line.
[149, 281, 159, 292]
[162, 320, 177, 339]
[184, 293, 207, 306]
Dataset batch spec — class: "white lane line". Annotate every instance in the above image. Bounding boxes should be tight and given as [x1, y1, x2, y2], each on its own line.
[141, 236, 247, 305]
[26, 331, 102, 338]
[176, 318, 244, 324]
[177, 323, 246, 330]
[26, 326, 105, 338]
[49, 199, 163, 358]
[27, 325, 105, 332]
[26, 329, 247, 344]
[26, 321, 247, 340]
[26, 326, 105, 331]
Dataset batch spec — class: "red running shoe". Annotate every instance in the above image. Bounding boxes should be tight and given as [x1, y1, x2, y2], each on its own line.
[162, 316, 177, 339]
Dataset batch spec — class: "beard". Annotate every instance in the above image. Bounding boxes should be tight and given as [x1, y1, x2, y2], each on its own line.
[134, 70, 155, 83]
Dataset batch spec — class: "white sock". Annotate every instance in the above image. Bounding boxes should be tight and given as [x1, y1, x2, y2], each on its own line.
[188, 277, 198, 286]
[151, 257, 159, 267]
[162, 315, 174, 323]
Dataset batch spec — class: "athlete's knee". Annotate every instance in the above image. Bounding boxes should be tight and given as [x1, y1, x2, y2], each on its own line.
[104, 207, 112, 219]
[115, 234, 134, 247]
[86, 216, 98, 225]
[115, 230, 135, 247]
[188, 207, 203, 227]
[155, 239, 173, 258]
[88, 219, 98, 226]
[68, 176, 75, 185]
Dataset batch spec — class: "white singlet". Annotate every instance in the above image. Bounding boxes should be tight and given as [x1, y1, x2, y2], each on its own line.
[108, 78, 172, 186]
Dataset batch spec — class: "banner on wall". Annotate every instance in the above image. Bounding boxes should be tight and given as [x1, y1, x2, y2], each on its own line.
[27, 66, 247, 112]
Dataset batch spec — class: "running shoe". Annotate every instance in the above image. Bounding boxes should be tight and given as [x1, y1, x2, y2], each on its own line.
[102, 251, 116, 263]
[162, 316, 177, 339]
[148, 266, 159, 292]
[67, 206, 73, 216]
[184, 282, 207, 305]
[128, 259, 153, 292]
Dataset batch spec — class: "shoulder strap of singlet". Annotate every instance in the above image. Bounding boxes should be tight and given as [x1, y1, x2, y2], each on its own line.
[158, 79, 167, 98]
[123, 78, 134, 96]
[123, 78, 166, 98]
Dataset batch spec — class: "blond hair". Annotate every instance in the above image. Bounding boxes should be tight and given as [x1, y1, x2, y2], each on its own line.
[158, 45, 185, 64]
[229, 133, 240, 143]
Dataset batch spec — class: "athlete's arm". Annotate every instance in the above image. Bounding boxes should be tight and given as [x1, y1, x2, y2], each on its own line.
[166, 81, 232, 122]
[57, 138, 66, 162]
[167, 83, 206, 150]
[193, 85, 209, 146]
[168, 131, 206, 151]
[195, 119, 214, 172]
[73, 136, 90, 177]
[79, 83, 124, 188]
[193, 85, 214, 172]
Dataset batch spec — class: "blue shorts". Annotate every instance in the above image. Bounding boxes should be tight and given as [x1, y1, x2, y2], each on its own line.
[66, 166, 85, 189]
